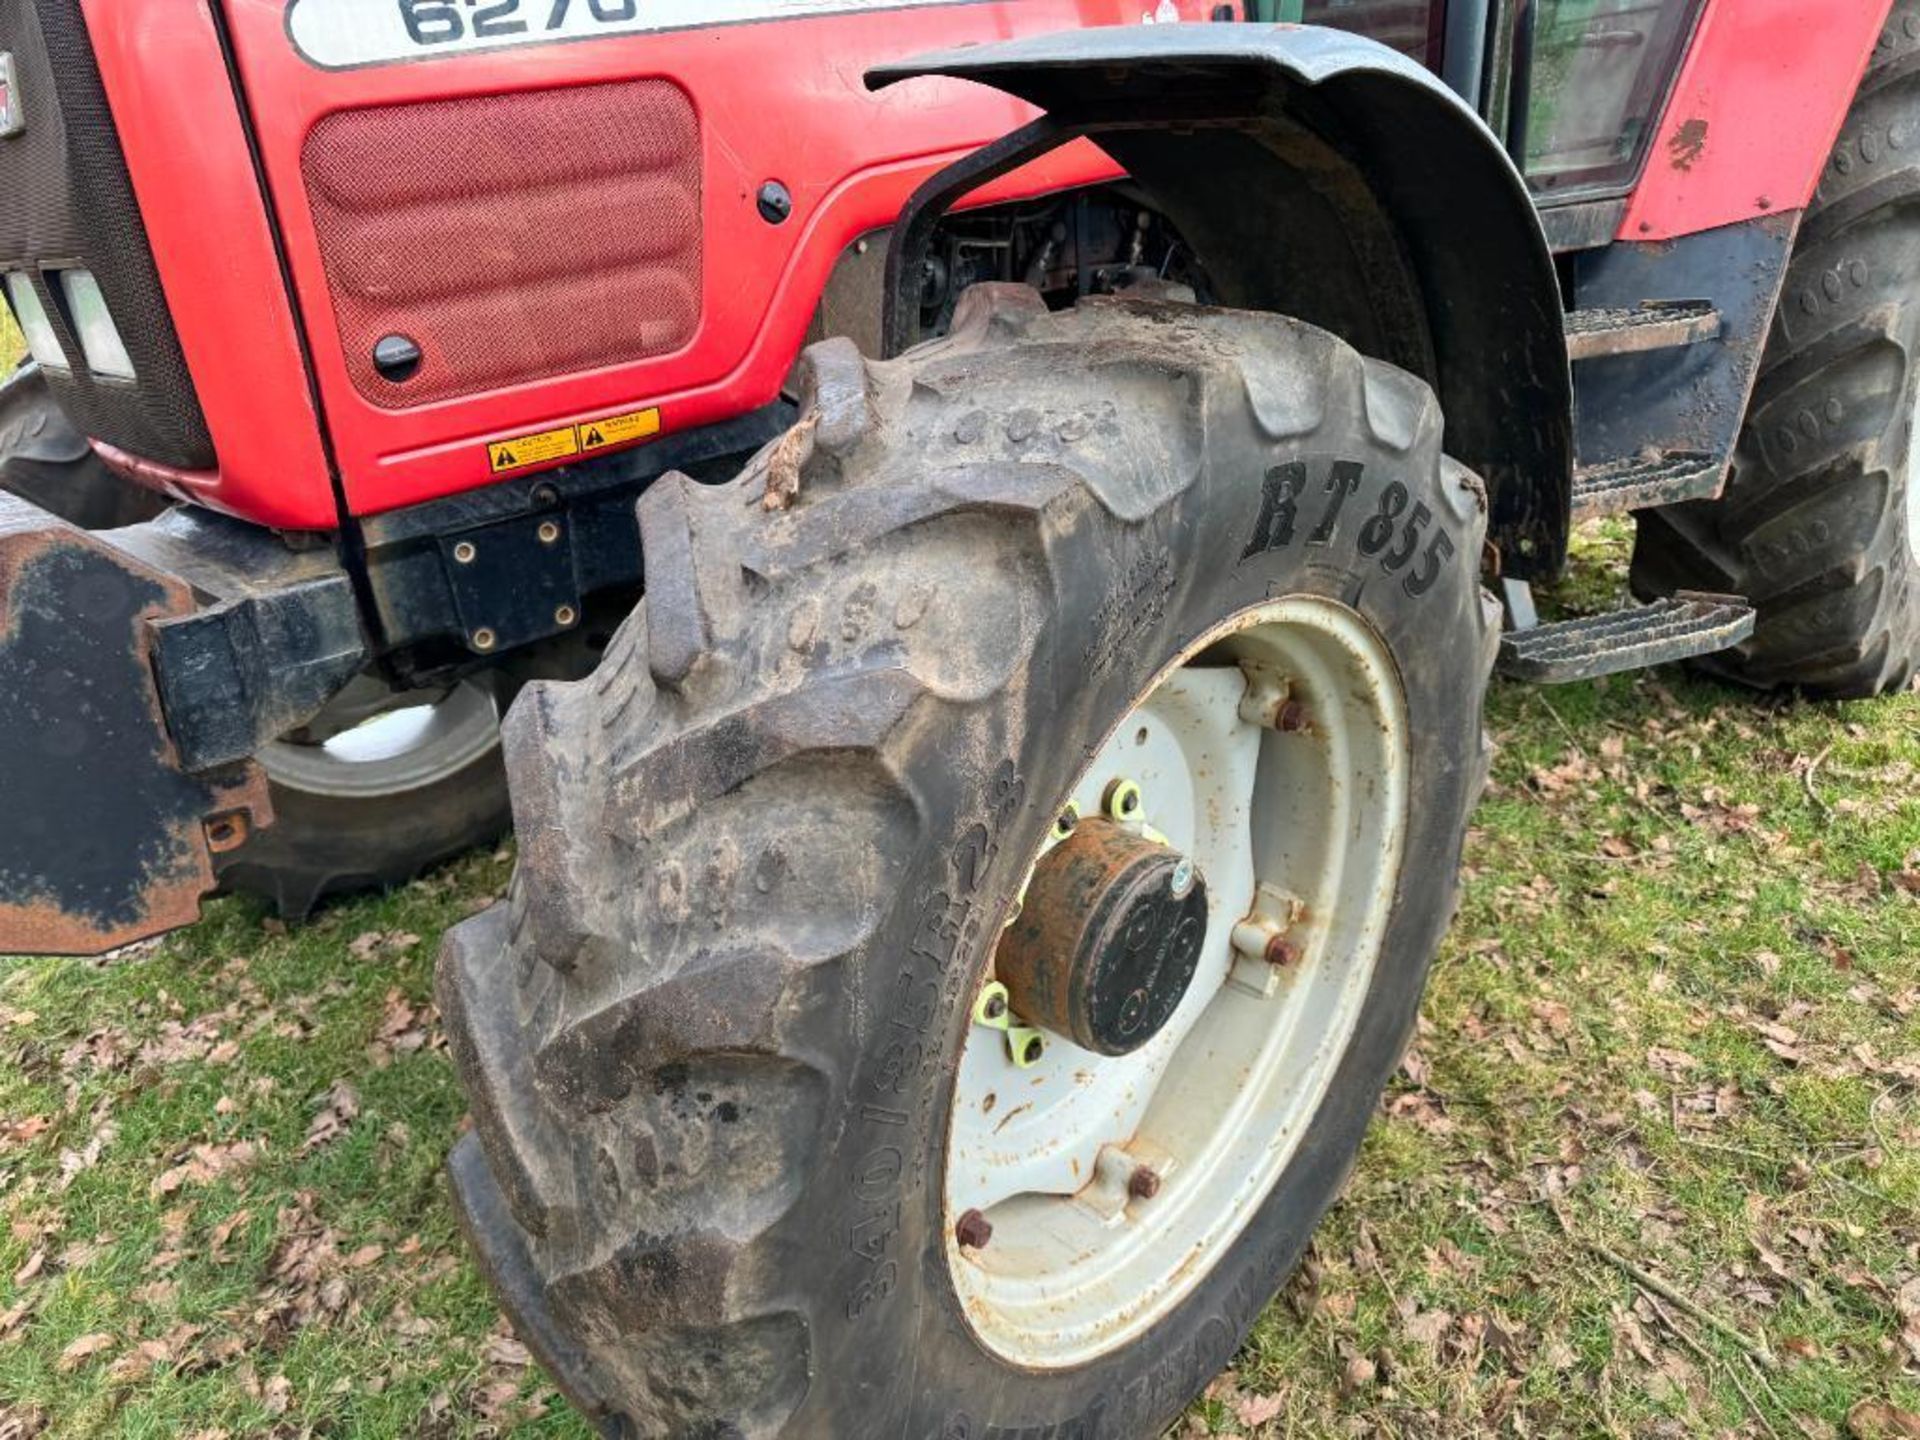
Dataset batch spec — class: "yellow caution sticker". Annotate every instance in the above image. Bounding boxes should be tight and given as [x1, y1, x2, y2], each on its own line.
[485, 408, 663, 475]
[488, 424, 580, 475]
[579, 407, 662, 454]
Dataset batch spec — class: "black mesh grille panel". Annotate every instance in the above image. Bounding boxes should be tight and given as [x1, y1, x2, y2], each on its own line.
[0, 0, 214, 471]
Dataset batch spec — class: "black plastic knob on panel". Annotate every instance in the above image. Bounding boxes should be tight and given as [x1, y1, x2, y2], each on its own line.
[373, 334, 423, 383]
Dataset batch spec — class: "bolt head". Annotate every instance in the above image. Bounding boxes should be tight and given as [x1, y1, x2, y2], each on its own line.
[983, 993, 1007, 1021]
[956, 1208, 993, 1249]
[1128, 1166, 1162, 1200]
[1276, 700, 1309, 732]
[1169, 856, 1196, 898]
[1265, 935, 1300, 967]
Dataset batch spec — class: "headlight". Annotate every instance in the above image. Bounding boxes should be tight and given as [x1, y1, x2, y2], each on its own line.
[58, 270, 136, 380]
[3, 272, 68, 372]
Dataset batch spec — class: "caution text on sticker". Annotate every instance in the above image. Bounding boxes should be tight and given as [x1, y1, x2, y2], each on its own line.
[580, 408, 661, 453]
[489, 425, 579, 475]
[487, 407, 663, 475]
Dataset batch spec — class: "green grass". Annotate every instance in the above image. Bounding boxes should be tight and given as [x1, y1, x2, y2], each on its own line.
[3, 521, 1918, 1437]
[2, 307, 23, 367]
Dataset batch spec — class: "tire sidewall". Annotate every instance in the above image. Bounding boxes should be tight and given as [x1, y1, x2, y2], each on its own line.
[795, 402, 1488, 1436]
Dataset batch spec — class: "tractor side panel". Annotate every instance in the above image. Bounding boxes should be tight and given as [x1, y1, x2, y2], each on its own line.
[1620, 0, 1890, 242]
[20, 3, 339, 531]
[213, 0, 1209, 519]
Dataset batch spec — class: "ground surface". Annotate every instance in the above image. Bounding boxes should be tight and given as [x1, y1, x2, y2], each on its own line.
[1, 516, 1917, 1439]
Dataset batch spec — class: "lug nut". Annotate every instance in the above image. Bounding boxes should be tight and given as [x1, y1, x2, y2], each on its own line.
[1007, 1025, 1046, 1068]
[956, 1209, 993, 1250]
[1276, 699, 1309, 732]
[1052, 800, 1081, 840]
[1104, 777, 1143, 820]
[1128, 1166, 1162, 1201]
[973, 981, 1012, 1029]
[1265, 936, 1300, 967]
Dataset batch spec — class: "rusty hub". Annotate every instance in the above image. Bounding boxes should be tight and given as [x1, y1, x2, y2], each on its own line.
[996, 819, 1207, 1057]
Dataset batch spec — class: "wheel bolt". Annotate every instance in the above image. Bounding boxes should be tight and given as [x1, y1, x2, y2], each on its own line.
[1052, 800, 1081, 840]
[983, 993, 1007, 1021]
[1265, 936, 1300, 967]
[1104, 777, 1143, 820]
[956, 1208, 993, 1249]
[1128, 1166, 1162, 1201]
[1276, 700, 1309, 732]
[1169, 856, 1196, 899]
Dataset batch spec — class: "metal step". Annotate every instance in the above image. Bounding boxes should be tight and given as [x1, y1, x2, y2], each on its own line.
[1564, 300, 1721, 361]
[1570, 449, 1724, 520]
[1497, 592, 1756, 683]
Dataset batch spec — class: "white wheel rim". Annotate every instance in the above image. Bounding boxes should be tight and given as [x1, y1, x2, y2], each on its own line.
[942, 596, 1409, 1369]
[261, 679, 500, 799]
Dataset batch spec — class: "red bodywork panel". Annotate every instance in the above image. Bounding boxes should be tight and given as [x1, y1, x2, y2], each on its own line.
[73, 1, 1889, 529]
[1619, 0, 1891, 242]
[82, 0, 1216, 529]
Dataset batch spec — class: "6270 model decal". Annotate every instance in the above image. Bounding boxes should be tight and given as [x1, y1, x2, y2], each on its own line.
[287, 0, 990, 68]
[1241, 458, 1458, 598]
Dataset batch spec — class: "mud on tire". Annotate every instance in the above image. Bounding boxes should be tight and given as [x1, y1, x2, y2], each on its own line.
[440, 288, 1497, 1438]
[1632, 2, 1920, 697]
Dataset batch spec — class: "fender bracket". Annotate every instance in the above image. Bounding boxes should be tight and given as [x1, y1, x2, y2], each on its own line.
[870, 24, 1575, 578]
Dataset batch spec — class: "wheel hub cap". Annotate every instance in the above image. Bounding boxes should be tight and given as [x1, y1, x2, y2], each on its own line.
[997, 819, 1208, 1057]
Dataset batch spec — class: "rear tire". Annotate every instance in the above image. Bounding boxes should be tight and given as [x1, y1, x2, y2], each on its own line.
[440, 289, 1497, 1437]
[1631, 8, 1920, 696]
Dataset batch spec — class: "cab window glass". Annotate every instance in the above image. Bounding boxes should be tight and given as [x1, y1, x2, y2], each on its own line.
[1520, 0, 1704, 198]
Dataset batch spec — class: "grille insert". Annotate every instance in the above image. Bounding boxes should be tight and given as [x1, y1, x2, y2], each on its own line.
[302, 80, 703, 409]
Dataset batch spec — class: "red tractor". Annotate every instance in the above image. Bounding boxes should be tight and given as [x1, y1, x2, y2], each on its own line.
[0, 0, 1908, 1433]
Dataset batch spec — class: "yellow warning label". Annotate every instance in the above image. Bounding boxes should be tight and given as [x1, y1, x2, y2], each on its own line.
[488, 424, 580, 474]
[579, 407, 662, 454]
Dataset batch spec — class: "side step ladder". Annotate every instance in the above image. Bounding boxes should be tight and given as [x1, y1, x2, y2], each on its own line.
[1500, 301, 1750, 683]
[1570, 450, 1724, 520]
[1563, 300, 1721, 361]
[1498, 590, 1756, 683]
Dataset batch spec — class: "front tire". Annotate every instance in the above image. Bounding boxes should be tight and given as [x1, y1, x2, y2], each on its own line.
[218, 676, 511, 918]
[440, 289, 1496, 1437]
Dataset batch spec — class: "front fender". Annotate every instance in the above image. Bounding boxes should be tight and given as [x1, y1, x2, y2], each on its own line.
[870, 24, 1573, 579]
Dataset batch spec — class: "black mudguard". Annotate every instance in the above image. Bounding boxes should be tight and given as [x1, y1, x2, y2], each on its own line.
[871, 23, 1575, 578]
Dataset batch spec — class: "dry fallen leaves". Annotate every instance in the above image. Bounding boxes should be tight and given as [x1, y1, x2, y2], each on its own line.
[302, 1082, 360, 1153]
[55, 1332, 115, 1372]
[1851, 1401, 1920, 1439]
[150, 1140, 261, 1197]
